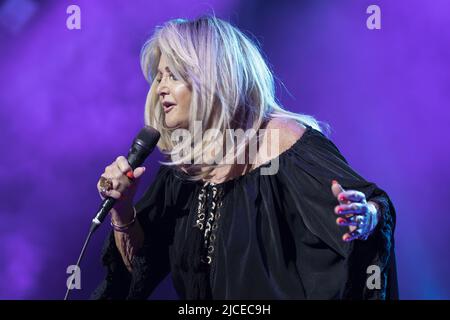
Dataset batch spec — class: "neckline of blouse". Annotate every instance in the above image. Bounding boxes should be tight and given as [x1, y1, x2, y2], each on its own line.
[194, 123, 314, 188]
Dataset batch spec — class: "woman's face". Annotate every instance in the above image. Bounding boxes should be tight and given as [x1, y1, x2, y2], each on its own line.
[156, 54, 192, 129]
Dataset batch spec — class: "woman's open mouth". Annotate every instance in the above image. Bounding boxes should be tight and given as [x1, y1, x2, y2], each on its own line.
[163, 102, 176, 113]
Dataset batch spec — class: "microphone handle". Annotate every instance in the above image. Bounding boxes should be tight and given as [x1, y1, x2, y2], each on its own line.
[91, 143, 148, 231]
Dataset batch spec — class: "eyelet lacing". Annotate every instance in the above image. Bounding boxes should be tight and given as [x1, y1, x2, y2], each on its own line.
[194, 181, 224, 265]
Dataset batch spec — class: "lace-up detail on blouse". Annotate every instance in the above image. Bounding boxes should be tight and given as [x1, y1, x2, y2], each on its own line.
[194, 181, 224, 265]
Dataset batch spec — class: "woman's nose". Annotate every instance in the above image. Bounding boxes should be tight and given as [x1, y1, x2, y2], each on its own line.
[157, 82, 169, 97]
[157, 76, 170, 93]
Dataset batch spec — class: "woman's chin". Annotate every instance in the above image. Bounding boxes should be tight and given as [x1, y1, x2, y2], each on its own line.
[164, 117, 188, 130]
[164, 118, 180, 129]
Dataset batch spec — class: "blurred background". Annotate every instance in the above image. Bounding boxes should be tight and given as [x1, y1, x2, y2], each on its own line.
[0, 0, 449, 299]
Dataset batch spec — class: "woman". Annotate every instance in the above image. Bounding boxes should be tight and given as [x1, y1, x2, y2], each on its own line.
[92, 16, 397, 300]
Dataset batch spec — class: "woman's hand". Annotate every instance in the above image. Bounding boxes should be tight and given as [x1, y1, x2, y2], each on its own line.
[97, 156, 146, 223]
[331, 180, 380, 242]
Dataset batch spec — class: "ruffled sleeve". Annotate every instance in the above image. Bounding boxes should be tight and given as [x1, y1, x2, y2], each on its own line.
[274, 126, 397, 299]
[91, 165, 181, 299]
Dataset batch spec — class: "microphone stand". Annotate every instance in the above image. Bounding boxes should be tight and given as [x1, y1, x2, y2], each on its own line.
[64, 221, 101, 300]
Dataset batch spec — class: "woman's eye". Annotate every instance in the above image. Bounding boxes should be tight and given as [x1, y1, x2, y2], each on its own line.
[155, 73, 177, 83]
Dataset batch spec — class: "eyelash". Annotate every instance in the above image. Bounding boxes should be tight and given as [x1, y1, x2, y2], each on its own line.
[156, 73, 177, 83]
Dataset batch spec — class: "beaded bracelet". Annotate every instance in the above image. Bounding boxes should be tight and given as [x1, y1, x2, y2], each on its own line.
[110, 206, 137, 232]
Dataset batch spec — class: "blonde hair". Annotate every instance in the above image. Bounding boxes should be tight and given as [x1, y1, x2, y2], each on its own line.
[140, 15, 325, 181]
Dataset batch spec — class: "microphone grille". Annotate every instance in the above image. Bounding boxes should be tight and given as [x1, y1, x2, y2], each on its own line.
[135, 126, 160, 149]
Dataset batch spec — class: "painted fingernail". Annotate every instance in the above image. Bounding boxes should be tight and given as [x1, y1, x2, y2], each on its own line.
[343, 234, 351, 242]
[339, 195, 345, 201]
[126, 171, 135, 179]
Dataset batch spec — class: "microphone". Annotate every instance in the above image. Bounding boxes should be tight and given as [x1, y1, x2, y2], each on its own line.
[90, 125, 160, 233]
[65, 126, 160, 300]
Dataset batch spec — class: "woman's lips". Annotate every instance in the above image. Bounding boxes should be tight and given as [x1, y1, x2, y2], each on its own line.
[163, 104, 176, 113]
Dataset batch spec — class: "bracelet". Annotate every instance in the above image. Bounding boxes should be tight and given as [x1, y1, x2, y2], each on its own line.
[360, 201, 379, 240]
[111, 207, 137, 232]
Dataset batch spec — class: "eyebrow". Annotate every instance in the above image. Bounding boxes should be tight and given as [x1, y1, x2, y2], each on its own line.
[157, 66, 171, 74]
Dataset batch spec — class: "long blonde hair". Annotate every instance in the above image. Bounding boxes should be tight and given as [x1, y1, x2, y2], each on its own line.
[140, 15, 325, 181]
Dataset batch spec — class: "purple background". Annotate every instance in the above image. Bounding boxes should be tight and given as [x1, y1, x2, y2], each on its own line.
[0, 0, 449, 299]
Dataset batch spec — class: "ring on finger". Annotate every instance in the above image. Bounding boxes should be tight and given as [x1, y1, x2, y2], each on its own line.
[99, 176, 113, 194]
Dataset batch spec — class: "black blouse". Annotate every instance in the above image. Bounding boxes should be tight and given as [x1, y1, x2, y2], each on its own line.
[91, 125, 398, 300]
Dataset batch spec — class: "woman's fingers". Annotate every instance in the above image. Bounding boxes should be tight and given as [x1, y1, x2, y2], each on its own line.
[331, 180, 367, 203]
[117, 156, 146, 180]
[133, 166, 146, 179]
[100, 174, 120, 189]
[116, 156, 132, 174]
[337, 190, 366, 203]
[98, 157, 142, 197]
[342, 229, 362, 242]
[331, 180, 345, 199]
[331, 180, 372, 242]
[334, 202, 368, 215]
[102, 189, 122, 200]
[336, 216, 361, 227]
[102, 165, 124, 189]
